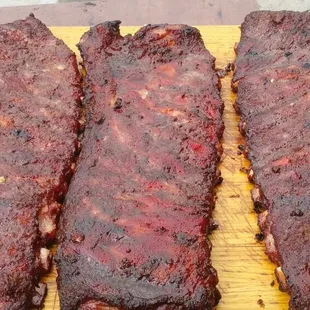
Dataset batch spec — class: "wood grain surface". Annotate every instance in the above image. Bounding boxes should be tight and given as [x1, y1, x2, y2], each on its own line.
[41, 26, 290, 310]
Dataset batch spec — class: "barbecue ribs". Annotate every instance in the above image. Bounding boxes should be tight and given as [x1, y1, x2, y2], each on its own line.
[0, 15, 81, 309]
[233, 11, 310, 310]
[56, 21, 223, 309]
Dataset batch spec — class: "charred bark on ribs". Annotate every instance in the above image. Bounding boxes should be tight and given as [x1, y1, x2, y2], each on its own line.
[56, 21, 223, 309]
[0, 15, 81, 309]
[233, 11, 310, 310]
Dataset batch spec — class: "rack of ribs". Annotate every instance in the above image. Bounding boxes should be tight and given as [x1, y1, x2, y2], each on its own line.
[233, 11, 310, 310]
[56, 21, 223, 309]
[0, 15, 81, 309]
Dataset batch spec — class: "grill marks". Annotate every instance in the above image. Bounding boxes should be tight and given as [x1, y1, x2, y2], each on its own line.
[56, 22, 223, 309]
[0, 16, 81, 309]
[234, 11, 310, 310]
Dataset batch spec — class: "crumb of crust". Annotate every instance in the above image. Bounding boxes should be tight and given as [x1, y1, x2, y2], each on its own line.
[255, 232, 264, 242]
[209, 221, 219, 231]
[270, 280, 275, 286]
[216, 176, 224, 185]
[229, 194, 240, 198]
[238, 144, 246, 151]
[240, 167, 249, 174]
[257, 298, 265, 308]
[0, 176, 6, 183]
[216, 63, 234, 78]
[225, 62, 234, 72]
[216, 69, 227, 78]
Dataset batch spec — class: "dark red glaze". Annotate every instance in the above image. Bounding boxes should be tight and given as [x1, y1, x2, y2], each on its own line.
[0, 15, 81, 309]
[56, 21, 223, 309]
[233, 11, 310, 310]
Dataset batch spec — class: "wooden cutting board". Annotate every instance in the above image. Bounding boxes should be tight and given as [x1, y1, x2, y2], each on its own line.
[42, 26, 290, 310]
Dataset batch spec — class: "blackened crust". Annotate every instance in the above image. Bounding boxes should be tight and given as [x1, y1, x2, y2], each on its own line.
[233, 11, 310, 310]
[56, 22, 223, 309]
[0, 15, 81, 309]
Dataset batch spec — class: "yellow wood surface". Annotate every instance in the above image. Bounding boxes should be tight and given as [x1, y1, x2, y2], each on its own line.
[42, 26, 290, 310]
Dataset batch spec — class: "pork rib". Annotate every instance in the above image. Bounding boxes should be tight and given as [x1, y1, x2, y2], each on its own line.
[56, 21, 223, 309]
[233, 11, 310, 310]
[0, 15, 81, 309]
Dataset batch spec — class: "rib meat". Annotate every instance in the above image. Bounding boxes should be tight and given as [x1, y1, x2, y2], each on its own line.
[56, 21, 223, 309]
[0, 15, 81, 309]
[233, 11, 310, 310]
